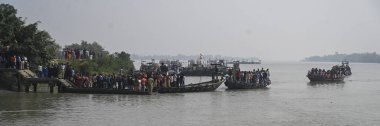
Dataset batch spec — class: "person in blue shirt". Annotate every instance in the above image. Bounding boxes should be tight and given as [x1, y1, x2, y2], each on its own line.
[16, 55, 21, 69]
[43, 66, 49, 78]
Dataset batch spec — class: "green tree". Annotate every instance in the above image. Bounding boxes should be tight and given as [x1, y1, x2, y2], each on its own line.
[0, 4, 60, 66]
[65, 40, 108, 59]
[64, 41, 135, 74]
[115, 51, 134, 72]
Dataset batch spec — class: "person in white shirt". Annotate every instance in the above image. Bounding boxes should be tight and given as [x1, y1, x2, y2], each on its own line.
[38, 65, 43, 77]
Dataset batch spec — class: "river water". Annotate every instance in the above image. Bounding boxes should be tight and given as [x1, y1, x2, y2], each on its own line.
[1, 62, 380, 126]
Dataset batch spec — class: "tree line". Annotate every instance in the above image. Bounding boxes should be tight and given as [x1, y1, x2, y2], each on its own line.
[64, 41, 135, 74]
[0, 3, 135, 74]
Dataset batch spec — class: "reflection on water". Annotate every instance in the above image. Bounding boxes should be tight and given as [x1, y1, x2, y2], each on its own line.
[307, 81, 345, 88]
[224, 87, 270, 92]
[307, 81, 345, 85]
[1, 62, 380, 126]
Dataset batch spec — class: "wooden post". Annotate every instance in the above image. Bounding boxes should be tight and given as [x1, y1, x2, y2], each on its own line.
[33, 83, 37, 92]
[17, 74, 21, 92]
[57, 82, 62, 93]
[17, 82, 21, 92]
[25, 84, 30, 93]
[49, 82, 54, 93]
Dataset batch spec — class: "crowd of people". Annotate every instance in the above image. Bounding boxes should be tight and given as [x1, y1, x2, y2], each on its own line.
[226, 68, 271, 85]
[307, 67, 345, 79]
[307, 61, 352, 80]
[0, 53, 29, 70]
[62, 48, 93, 61]
[36, 64, 61, 78]
[63, 63, 186, 93]
[336, 63, 351, 76]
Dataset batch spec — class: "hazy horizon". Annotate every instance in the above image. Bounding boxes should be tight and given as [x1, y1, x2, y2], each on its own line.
[3, 0, 380, 61]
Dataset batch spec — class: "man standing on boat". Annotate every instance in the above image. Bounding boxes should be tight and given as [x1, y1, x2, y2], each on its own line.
[179, 73, 185, 87]
[147, 75, 154, 94]
[160, 63, 168, 75]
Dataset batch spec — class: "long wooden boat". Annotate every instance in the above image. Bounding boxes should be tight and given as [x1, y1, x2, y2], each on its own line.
[307, 75, 345, 82]
[180, 69, 214, 76]
[158, 79, 224, 93]
[224, 80, 271, 89]
[62, 88, 151, 95]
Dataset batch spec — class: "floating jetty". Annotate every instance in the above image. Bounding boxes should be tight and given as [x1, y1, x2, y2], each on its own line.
[0, 68, 76, 93]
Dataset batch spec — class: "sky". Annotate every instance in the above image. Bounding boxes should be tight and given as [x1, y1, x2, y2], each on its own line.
[2, 0, 380, 61]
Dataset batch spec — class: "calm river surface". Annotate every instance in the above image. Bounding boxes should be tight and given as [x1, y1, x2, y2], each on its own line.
[1, 62, 380, 126]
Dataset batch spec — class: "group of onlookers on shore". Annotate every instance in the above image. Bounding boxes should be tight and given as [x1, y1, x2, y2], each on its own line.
[62, 48, 93, 61]
[226, 68, 271, 85]
[0, 53, 29, 70]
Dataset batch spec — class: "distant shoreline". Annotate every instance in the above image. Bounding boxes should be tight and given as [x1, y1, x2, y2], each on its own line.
[303, 52, 380, 64]
[302, 60, 380, 64]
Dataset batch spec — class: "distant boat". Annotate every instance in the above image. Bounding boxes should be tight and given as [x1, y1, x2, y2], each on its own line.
[226, 60, 261, 64]
[224, 61, 271, 89]
[239, 60, 261, 64]
[181, 57, 228, 76]
[306, 60, 351, 82]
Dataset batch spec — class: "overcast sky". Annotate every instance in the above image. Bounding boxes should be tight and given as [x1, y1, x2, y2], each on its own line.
[2, 0, 380, 61]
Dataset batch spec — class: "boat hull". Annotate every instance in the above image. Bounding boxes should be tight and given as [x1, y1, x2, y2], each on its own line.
[307, 75, 345, 82]
[158, 80, 224, 93]
[224, 80, 270, 89]
[62, 88, 151, 95]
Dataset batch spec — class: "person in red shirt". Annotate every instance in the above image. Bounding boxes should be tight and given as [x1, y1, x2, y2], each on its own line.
[141, 75, 147, 92]
[10, 55, 16, 69]
[67, 50, 72, 61]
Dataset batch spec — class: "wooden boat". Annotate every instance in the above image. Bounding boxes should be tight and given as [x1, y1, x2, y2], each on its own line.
[226, 60, 261, 64]
[307, 75, 345, 82]
[158, 79, 224, 93]
[224, 79, 271, 89]
[306, 60, 350, 82]
[62, 88, 151, 95]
